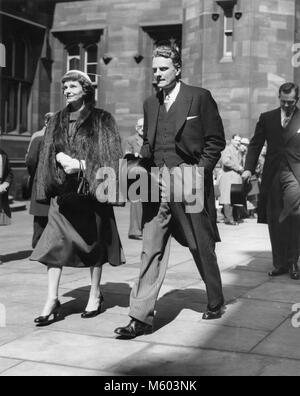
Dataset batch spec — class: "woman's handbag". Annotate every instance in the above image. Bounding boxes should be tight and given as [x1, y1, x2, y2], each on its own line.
[57, 162, 91, 212]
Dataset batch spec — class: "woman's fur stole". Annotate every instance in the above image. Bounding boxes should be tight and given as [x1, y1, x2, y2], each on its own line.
[36, 104, 123, 205]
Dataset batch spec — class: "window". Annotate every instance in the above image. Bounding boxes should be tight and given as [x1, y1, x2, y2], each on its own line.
[67, 45, 80, 71]
[4, 37, 14, 75]
[85, 44, 98, 84]
[1, 35, 31, 133]
[65, 43, 99, 100]
[15, 40, 28, 80]
[223, 14, 233, 58]
[216, 0, 237, 61]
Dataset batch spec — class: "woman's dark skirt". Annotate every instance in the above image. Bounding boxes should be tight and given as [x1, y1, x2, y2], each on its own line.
[30, 198, 125, 268]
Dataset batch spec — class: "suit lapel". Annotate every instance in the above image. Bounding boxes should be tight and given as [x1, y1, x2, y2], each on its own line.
[147, 92, 162, 147]
[283, 107, 300, 144]
[175, 83, 193, 135]
[146, 83, 193, 145]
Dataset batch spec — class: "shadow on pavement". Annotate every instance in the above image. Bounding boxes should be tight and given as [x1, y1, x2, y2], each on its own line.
[51, 283, 132, 322]
[0, 250, 33, 263]
[107, 251, 300, 376]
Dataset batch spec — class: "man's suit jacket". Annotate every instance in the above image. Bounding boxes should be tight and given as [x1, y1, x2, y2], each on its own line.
[141, 82, 226, 241]
[245, 107, 300, 223]
[0, 149, 13, 217]
[26, 130, 50, 217]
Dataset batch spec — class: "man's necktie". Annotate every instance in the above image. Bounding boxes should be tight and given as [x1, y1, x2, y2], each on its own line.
[282, 116, 291, 129]
[164, 95, 172, 112]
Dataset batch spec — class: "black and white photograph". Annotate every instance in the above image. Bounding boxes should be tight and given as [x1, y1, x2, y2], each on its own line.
[1, 0, 300, 379]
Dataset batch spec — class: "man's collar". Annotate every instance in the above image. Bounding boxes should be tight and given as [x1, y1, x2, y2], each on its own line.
[164, 81, 181, 102]
[281, 107, 297, 119]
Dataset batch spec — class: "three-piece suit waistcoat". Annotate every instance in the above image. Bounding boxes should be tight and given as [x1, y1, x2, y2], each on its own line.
[153, 102, 183, 168]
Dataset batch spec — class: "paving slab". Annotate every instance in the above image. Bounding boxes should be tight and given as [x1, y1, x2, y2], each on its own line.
[252, 319, 300, 360]
[0, 330, 149, 371]
[109, 345, 300, 376]
[137, 319, 268, 353]
[245, 282, 300, 304]
[233, 258, 272, 273]
[0, 357, 22, 374]
[215, 298, 291, 332]
[0, 362, 118, 377]
[221, 269, 269, 288]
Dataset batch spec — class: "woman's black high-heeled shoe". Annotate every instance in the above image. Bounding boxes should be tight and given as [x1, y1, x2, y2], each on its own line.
[34, 300, 61, 326]
[81, 294, 104, 319]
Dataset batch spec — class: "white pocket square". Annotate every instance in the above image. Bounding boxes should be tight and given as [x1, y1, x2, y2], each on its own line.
[297, 129, 300, 134]
[186, 116, 200, 121]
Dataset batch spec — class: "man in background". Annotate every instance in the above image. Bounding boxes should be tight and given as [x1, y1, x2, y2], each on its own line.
[243, 82, 300, 280]
[125, 118, 144, 240]
[26, 113, 53, 248]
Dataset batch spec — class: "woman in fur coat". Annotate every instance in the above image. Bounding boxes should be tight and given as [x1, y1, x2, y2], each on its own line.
[31, 70, 125, 326]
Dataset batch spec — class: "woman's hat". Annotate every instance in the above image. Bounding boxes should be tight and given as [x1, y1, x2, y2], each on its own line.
[63, 70, 93, 85]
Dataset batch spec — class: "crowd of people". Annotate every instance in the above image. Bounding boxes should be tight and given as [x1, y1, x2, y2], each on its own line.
[1, 43, 300, 339]
[215, 135, 266, 225]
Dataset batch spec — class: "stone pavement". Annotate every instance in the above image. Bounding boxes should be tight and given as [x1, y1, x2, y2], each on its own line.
[0, 205, 300, 377]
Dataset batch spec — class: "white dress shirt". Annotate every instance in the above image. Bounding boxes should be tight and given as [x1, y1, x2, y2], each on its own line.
[164, 82, 181, 110]
[281, 109, 295, 128]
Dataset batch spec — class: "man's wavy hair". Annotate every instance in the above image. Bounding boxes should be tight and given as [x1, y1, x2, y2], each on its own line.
[61, 71, 95, 105]
[153, 41, 182, 73]
[279, 82, 299, 100]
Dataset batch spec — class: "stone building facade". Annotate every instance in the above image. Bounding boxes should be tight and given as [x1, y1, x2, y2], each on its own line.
[1, 0, 300, 197]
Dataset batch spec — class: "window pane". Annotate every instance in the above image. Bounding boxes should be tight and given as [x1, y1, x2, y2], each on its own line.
[68, 45, 80, 57]
[225, 16, 233, 31]
[5, 83, 18, 132]
[225, 34, 233, 55]
[20, 84, 29, 133]
[87, 44, 97, 63]
[69, 57, 80, 70]
[87, 64, 97, 83]
[4, 38, 13, 76]
[15, 41, 26, 79]
[67, 45, 80, 70]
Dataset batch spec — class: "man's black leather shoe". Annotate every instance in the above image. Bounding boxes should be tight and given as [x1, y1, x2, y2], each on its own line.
[268, 268, 289, 277]
[202, 305, 224, 320]
[290, 264, 300, 280]
[114, 319, 153, 339]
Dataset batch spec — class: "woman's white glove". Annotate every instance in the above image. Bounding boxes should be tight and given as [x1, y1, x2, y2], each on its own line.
[0, 182, 9, 194]
[56, 152, 86, 175]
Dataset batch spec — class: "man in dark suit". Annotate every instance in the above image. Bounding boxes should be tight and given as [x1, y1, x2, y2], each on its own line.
[115, 43, 226, 339]
[243, 82, 300, 280]
[26, 113, 53, 248]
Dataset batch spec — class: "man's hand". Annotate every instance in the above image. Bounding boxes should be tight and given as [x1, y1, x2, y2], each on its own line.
[242, 170, 252, 182]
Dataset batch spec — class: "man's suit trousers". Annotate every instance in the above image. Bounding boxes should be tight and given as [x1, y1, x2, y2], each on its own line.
[267, 167, 300, 271]
[129, 201, 224, 326]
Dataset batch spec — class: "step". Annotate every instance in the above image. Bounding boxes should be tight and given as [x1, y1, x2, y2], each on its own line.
[10, 202, 27, 212]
